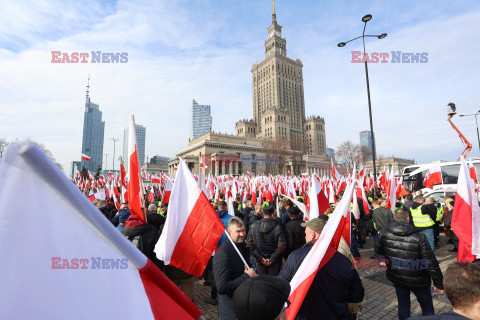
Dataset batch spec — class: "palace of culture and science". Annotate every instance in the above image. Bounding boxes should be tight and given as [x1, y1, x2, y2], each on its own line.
[168, 1, 330, 175]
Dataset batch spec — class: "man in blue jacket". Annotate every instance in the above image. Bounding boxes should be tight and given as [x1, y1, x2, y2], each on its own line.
[217, 201, 233, 248]
[279, 218, 365, 320]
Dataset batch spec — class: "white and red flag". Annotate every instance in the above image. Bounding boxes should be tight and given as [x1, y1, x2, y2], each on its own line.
[199, 160, 208, 170]
[161, 177, 174, 204]
[452, 157, 480, 262]
[81, 153, 90, 161]
[386, 169, 397, 212]
[331, 160, 341, 181]
[305, 175, 329, 220]
[286, 182, 355, 320]
[148, 188, 155, 202]
[423, 164, 443, 189]
[156, 157, 225, 277]
[128, 115, 145, 221]
[0, 141, 202, 320]
[469, 163, 478, 184]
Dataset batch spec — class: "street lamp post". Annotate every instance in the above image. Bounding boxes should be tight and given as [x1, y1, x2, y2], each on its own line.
[111, 138, 119, 172]
[459, 110, 480, 153]
[104, 154, 109, 171]
[338, 14, 387, 192]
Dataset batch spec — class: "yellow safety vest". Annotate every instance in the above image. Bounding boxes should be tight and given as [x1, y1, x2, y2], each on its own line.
[436, 206, 444, 222]
[411, 205, 435, 228]
[262, 201, 269, 208]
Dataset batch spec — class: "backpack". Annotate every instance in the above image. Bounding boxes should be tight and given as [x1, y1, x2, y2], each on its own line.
[131, 235, 144, 252]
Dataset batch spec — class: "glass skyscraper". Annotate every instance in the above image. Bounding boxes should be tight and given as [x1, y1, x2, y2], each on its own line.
[359, 130, 375, 160]
[190, 99, 212, 140]
[123, 124, 146, 172]
[81, 91, 105, 173]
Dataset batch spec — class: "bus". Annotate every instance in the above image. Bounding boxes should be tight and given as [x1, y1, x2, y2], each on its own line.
[402, 158, 480, 191]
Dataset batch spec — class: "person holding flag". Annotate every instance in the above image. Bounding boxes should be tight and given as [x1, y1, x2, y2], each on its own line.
[213, 217, 256, 320]
[279, 218, 365, 319]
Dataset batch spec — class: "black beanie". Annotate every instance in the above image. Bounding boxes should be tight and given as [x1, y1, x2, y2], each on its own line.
[233, 275, 290, 320]
[287, 206, 301, 216]
[263, 205, 275, 215]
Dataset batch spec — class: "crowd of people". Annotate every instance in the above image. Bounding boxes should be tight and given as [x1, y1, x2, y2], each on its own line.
[91, 187, 480, 320]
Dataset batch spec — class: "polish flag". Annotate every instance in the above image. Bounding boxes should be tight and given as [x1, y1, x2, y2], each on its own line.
[331, 160, 341, 181]
[0, 141, 202, 320]
[119, 157, 127, 187]
[386, 170, 397, 212]
[156, 157, 225, 277]
[281, 193, 308, 221]
[199, 161, 208, 170]
[305, 175, 329, 220]
[396, 177, 409, 198]
[469, 164, 478, 184]
[286, 182, 355, 320]
[81, 153, 90, 161]
[161, 177, 174, 204]
[128, 115, 145, 221]
[423, 164, 443, 189]
[111, 183, 120, 210]
[451, 157, 480, 262]
[148, 188, 155, 202]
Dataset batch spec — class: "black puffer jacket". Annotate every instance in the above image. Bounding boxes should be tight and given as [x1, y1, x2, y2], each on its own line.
[247, 218, 286, 264]
[374, 221, 443, 289]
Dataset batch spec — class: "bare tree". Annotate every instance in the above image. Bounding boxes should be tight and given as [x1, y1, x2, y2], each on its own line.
[0, 138, 63, 171]
[359, 146, 372, 166]
[261, 137, 293, 175]
[336, 141, 363, 171]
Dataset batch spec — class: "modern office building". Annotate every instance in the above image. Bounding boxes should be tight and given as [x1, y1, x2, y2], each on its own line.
[326, 148, 335, 162]
[80, 78, 105, 172]
[123, 124, 146, 172]
[359, 130, 375, 160]
[190, 99, 212, 140]
[70, 161, 81, 177]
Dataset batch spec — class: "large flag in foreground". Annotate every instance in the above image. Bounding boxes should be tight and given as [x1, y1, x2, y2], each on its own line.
[0, 141, 202, 320]
[156, 157, 225, 277]
[452, 157, 480, 262]
[286, 182, 355, 320]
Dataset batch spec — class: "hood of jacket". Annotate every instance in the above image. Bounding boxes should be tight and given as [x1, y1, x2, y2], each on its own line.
[386, 221, 419, 237]
[217, 210, 229, 219]
[258, 218, 277, 234]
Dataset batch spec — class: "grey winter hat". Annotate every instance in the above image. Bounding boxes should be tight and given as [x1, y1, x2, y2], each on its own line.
[301, 218, 326, 234]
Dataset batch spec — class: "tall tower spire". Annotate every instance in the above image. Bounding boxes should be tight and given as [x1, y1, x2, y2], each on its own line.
[272, 0, 276, 22]
[85, 74, 91, 105]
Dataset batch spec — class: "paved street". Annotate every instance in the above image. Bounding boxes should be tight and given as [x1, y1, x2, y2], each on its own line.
[193, 234, 456, 320]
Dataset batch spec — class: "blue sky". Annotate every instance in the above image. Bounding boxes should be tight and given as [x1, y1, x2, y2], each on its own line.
[1, 0, 480, 172]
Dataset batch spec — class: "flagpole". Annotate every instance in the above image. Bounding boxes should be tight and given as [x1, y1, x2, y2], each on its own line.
[224, 230, 250, 268]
